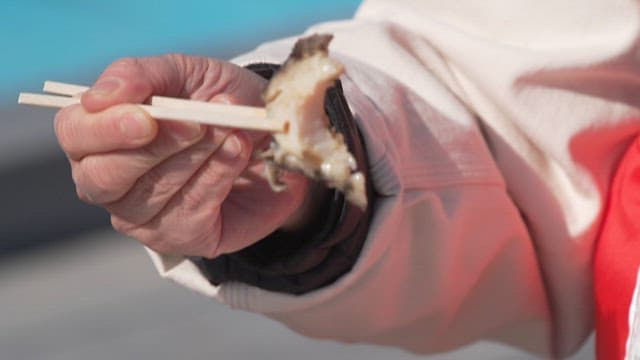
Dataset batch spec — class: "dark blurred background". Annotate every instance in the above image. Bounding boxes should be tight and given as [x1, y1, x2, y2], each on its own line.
[0, 1, 594, 359]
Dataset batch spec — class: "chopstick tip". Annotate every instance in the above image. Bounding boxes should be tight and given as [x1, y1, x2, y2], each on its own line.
[42, 81, 54, 92]
[42, 80, 89, 96]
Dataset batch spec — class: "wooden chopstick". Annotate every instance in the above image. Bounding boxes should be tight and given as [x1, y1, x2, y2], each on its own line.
[43, 81, 88, 96]
[44, 81, 267, 119]
[18, 93, 81, 108]
[150, 96, 267, 119]
[19, 81, 283, 133]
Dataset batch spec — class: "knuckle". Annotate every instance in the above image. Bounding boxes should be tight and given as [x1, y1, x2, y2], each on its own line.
[164, 53, 187, 68]
[110, 57, 139, 72]
[200, 166, 227, 186]
[98, 105, 141, 141]
[235, 134, 253, 162]
[224, 132, 253, 164]
[135, 144, 166, 165]
[106, 58, 154, 100]
[75, 188, 93, 204]
[179, 188, 206, 213]
[200, 223, 222, 259]
[143, 54, 182, 96]
[174, 221, 220, 258]
[83, 160, 113, 193]
[137, 231, 175, 256]
[54, 106, 81, 157]
[173, 54, 201, 96]
[179, 172, 225, 211]
[165, 53, 199, 80]
[102, 57, 143, 84]
[110, 215, 136, 235]
[204, 59, 229, 92]
[111, 216, 175, 256]
[111, 219, 165, 255]
[115, 209, 221, 258]
[203, 58, 224, 81]
[78, 157, 122, 201]
[145, 243, 168, 255]
[135, 168, 178, 202]
[70, 163, 94, 204]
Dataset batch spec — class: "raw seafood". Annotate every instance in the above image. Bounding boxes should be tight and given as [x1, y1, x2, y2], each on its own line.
[261, 34, 367, 209]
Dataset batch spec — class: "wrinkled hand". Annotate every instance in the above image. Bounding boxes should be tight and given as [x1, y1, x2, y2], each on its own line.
[54, 54, 311, 258]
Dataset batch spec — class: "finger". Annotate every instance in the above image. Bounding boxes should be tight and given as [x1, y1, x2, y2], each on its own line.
[116, 131, 253, 257]
[105, 127, 232, 225]
[81, 54, 268, 113]
[71, 121, 205, 204]
[219, 169, 311, 252]
[55, 104, 158, 160]
[81, 56, 186, 112]
[185, 63, 266, 105]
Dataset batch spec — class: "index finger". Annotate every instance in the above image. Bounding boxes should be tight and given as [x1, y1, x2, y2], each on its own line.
[81, 55, 188, 113]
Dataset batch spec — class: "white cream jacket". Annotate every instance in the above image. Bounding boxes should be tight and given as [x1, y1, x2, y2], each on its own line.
[147, 0, 640, 357]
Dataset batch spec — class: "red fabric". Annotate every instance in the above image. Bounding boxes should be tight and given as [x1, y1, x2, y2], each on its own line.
[594, 137, 640, 359]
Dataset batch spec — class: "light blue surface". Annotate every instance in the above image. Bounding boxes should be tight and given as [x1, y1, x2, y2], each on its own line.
[1, 0, 361, 104]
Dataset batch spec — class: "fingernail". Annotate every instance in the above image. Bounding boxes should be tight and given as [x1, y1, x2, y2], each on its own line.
[170, 122, 204, 141]
[222, 135, 242, 158]
[90, 78, 121, 98]
[211, 94, 233, 105]
[120, 111, 153, 140]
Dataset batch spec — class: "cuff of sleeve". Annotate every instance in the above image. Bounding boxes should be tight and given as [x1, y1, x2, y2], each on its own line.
[194, 62, 373, 295]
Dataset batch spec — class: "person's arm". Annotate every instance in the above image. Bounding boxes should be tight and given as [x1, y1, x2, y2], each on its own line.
[61, 12, 640, 357]
[145, 32, 553, 356]
[59, 40, 549, 355]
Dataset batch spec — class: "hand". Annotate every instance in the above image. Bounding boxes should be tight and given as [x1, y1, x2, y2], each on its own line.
[54, 54, 314, 258]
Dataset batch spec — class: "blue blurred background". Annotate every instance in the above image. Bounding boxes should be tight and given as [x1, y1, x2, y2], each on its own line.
[2, 0, 362, 104]
[0, 1, 595, 359]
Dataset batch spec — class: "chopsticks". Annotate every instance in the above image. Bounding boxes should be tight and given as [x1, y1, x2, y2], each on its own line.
[18, 81, 284, 133]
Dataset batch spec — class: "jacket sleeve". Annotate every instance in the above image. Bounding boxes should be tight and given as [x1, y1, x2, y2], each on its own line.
[145, 26, 553, 356]
[146, 0, 640, 355]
